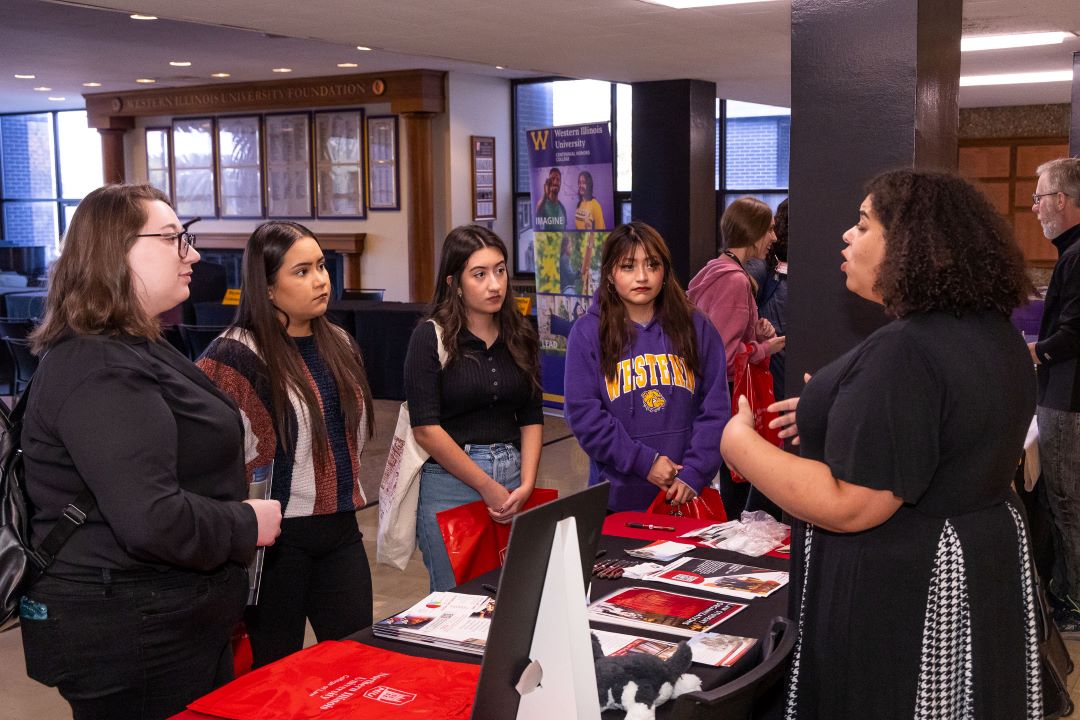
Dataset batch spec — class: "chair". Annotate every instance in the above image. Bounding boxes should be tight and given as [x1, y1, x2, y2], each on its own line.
[670, 616, 796, 720]
[193, 301, 238, 326]
[340, 288, 385, 302]
[3, 338, 39, 400]
[0, 317, 35, 340]
[178, 325, 227, 361]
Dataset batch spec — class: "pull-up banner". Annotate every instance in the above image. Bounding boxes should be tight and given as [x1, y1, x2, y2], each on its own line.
[526, 122, 614, 412]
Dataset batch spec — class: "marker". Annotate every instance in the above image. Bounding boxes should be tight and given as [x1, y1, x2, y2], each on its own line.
[481, 583, 499, 596]
[626, 521, 676, 531]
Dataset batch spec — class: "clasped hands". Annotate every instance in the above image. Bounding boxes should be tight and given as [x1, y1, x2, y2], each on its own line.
[481, 482, 531, 525]
[648, 455, 696, 505]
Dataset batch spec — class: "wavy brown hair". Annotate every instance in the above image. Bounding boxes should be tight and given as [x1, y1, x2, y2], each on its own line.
[430, 225, 540, 391]
[236, 222, 373, 469]
[866, 169, 1031, 317]
[599, 221, 701, 381]
[32, 184, 168, 354]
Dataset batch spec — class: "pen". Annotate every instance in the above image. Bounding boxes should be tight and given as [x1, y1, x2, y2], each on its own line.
[626, 522, 676, 531]
[481, 583, 498, 596]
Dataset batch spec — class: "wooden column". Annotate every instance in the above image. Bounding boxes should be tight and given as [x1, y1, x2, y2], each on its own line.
[785, 0, 962, 389]
[404, 112, 436, 302]
[1071, 51, 1080, 158]
[99, 129, 127, 184]
[630, 80, 717, 285]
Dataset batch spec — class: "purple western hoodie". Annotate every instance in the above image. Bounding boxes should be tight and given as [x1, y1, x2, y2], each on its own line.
[564, 298, 730, 511]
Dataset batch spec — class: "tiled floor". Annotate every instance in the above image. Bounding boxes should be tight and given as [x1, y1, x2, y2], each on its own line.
[2, 401, 1079, 718]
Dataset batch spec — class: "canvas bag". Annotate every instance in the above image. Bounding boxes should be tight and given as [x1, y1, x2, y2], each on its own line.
[376, 321, 447, 570]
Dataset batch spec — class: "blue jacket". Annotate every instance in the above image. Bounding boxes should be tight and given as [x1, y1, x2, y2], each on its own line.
[564, 299, 731, 511]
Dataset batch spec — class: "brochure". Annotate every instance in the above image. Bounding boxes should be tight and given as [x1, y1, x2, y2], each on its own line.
[592, 628, 757, 668]
[247, 462, 273, 605]
[372, 592, 494, 656]
[624, 540, 697, 562]
[644, 557, 789, 600]
[587, 586, 747, 637]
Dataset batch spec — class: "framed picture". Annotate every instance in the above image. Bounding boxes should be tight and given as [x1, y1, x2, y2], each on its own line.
[172, 117, 216, 218]
[472, 135, 496, 221]
[265, 112, 313, 218]
[366, 115, 399, 210]
[314, 109, 365, 218]
[145, 127, 172, 202]
[217, 116, 263, 218]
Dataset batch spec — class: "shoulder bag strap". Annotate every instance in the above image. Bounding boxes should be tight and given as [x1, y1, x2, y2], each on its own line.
[430, 320, 449, 368]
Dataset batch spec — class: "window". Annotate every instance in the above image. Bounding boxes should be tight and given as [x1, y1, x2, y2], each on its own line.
[145, 127, 171, 199]
[173, 117, 216, 219]
[0, 110, 103, 270]
[720, 99, 790, 216]
[217, 116, 263, 217]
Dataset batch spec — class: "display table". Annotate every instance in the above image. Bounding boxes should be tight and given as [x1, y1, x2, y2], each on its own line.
[173, 513, 790, 719]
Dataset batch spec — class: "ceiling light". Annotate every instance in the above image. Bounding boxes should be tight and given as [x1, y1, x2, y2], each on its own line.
[13, 74, 35, 79]
[169, 61, 192, 67]
[961, 31, 1074, 52]
[637, 0, 779, 8]
[33, 86, 51, 91]
[337, 62, 358, 68]
[48, 97, 65, 101]
[356, 46, 372, 51]
[82, 82, 102, 87]
[495, 65, 505, 70]
[136, 78, 156, 84]
[960, 70, 1073, 87]
[272, 67, 292, 73]
[211, 72, 231, 78]
[129, 13, 157, 20]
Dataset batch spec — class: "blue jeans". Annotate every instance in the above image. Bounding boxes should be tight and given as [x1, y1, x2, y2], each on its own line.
[416, 443, 521, 592]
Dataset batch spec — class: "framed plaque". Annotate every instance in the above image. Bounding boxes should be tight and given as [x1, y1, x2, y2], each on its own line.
[265, 112, 313, 218]
[172, 117, 216, 218]
[366, 115, 399, 210]
[314, 109, 365, 218]
[472, 135, 496, 221]
[217, 115, 263, 218]
[145, 127, 172, 201]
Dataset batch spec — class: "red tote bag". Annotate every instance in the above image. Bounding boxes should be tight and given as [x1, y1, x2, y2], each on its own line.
[646, 486, 727, 522]
[728, 343, 783, 483]
[436, 488, 559, 586]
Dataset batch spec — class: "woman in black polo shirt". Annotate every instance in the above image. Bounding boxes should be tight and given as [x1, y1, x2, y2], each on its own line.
[404, 225, 543, 591]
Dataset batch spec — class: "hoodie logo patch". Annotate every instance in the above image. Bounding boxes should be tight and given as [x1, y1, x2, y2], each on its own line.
[641, 389, 666, 412]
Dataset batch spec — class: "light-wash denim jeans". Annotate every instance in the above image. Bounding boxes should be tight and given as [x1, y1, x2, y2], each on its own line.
[416, 443, 521, 592]
[1037, 405, 1080, 601]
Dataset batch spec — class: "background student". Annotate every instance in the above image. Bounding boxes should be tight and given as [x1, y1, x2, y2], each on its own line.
[20, 184, 281, 719]
[404, 225, 543, 592]
[564, 221, 730, 513]
[198, 221, 374, 667]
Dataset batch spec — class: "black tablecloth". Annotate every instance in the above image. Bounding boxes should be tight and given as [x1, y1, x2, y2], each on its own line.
[327, 300, 428, 400]
[350, 534, 789, 719]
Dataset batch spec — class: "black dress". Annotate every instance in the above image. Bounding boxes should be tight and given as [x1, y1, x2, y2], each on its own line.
[787, 311, 1041, 719]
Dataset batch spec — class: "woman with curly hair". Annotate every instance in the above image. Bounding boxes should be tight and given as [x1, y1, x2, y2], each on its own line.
[721, 170, 1040, 718]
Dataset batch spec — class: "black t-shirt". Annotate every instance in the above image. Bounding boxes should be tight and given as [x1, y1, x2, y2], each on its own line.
[403, 321, 543, 447]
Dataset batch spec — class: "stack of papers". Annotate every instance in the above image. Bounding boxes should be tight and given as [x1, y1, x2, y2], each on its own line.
[624, 540, 697, 562]
[372, 592, 493, 656]
[588, 586, 747, 637]
[644, 557, 789, 599]
[592, 628, 757, 667]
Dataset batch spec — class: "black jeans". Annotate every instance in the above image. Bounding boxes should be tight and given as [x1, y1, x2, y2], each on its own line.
[246, 511, 373, 668]
[20, 562, 247, 720]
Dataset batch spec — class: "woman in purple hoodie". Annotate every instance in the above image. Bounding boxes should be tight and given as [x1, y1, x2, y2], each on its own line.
[564, 222, 730, 512]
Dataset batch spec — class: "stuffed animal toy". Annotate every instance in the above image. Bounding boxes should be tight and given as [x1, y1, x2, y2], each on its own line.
[592, 633, 702, 720]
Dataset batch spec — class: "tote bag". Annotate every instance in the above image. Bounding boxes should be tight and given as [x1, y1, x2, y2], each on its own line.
[376, 322, 447, 570]
[729, 343, 783, 484]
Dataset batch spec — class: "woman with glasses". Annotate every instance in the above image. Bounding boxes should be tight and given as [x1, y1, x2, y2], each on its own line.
[19, 184, 282, 719]
[198, 221, 375, 667]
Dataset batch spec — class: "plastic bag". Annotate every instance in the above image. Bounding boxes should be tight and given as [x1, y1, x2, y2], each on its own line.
[729, 344, 783, 483]
[436, 488, 558, 586]
[711, 511, 789, 557]
[645, 486, 727, 522]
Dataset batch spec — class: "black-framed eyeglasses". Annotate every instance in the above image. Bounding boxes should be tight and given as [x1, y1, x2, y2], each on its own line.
[1033, 191, 1065, 205]
[135, 231, 197, 258]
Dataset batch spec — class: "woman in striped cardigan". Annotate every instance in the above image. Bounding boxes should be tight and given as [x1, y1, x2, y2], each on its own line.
[198, 221, 375, 667]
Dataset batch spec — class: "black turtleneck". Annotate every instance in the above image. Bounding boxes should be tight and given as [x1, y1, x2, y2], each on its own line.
[1036, 222, 1080, 410]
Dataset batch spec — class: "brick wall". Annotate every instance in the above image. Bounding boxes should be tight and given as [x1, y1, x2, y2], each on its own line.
[725, 115, 790, 189]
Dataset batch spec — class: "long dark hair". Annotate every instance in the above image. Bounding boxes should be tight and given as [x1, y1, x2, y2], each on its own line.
[599, 221, 700, 381]
[236, 221, 374, 467]
[32, 184, 168, 353]
[430, 225, 540, 391]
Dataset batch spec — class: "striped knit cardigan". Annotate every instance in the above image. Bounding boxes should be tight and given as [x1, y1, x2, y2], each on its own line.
[197, 327, 367, 518]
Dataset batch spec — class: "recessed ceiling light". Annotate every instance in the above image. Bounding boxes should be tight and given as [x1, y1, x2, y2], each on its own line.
[356, 46, 372, 51]
[169, 61, 192, 67]
[337, 62, 358, 68]
[637, 0, 778, 7]
[82, 82, 102, 87]
[961, 31, 1075, 52]
[136, 78, 156, 84]
[211, 72, 231, 78]
[129, 13, 157, 20]
[13, 74, 35, 79]
[33, 86, 51, 91]
[960, 70, 1073, 87]
[48, 97, 65, 102]
[495, 65, 505, 70]
[272, 67, 292, 73]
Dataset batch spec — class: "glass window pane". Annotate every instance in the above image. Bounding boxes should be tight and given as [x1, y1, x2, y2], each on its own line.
[218, 116, 262, 217]
[619, 200, 632, 225]
[57, 111, 103, 200]
[724, 192, 788, 213]
[314, 111, 364, 217]
[173, 118, 215, 218]
[1, 114, 56, 199]
[175, 169, 216, 217]
[266, 114, 312, 218]
[616, 83, 632, 193]
[3, 201, 58, 247]
[724, 100, 791, 191]
[145, 128, 171, 198]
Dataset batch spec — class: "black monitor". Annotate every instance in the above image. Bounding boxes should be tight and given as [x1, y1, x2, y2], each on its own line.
[470, 482, 609, 719]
